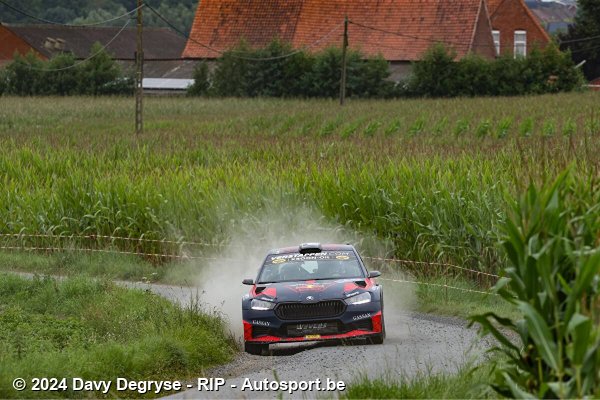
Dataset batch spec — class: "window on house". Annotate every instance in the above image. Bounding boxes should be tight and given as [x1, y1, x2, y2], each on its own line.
[492, 30, 500, 55]
[514, 30, 527, 58]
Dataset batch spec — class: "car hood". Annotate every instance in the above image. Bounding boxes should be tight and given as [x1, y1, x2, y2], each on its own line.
[254, 279, 368, 302]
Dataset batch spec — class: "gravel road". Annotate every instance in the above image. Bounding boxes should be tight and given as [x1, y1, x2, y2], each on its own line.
[5, 273, 493, 399]
[127, 281, 493, 399]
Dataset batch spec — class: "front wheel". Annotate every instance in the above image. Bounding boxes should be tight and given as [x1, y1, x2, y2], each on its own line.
[244, 342, 268, 355]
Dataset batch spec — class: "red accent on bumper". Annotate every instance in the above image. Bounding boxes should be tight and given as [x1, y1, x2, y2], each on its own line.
[243, 320, 252, 341]
[371, 311, 383, 333]
[245, 329, 380, 343]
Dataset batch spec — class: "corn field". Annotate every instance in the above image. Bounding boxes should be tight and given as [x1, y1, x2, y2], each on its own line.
[1, 93, 599, 274]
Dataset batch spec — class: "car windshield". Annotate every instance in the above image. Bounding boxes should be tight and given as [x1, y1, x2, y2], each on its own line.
[258, 251, 364, 283]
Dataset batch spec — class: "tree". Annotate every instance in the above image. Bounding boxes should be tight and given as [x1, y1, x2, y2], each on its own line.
[77, 42, 122, 95]
[559, 0, 600, 80]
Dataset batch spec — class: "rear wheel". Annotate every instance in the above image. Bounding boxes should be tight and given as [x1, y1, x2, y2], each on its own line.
[244, 342, 268, 355]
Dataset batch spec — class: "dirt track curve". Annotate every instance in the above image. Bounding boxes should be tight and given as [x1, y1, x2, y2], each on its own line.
[129, 281, 494, 399]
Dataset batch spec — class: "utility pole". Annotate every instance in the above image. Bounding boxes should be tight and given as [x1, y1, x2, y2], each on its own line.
[339, 16, 348, 106]
[135, 0, 143, 134]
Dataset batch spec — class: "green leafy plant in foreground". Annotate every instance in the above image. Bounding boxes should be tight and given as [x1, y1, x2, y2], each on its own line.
[471, 172, 600, 398]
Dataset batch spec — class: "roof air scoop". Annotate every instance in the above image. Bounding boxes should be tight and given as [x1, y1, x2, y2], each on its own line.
[299, 243, 322, 254]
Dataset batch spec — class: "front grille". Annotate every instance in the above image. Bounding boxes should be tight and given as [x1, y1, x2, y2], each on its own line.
[275, 300, 346, 320]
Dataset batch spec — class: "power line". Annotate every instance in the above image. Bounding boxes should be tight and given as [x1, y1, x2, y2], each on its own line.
[559, 34, 600, 45]
[144, 2, 343, 62]
[350, 20, 600, 57]
[568, 43, 600, 55]
[0, 0, 142, 27]
[22, 19, 131, 72]
[348, 20, 495, 50]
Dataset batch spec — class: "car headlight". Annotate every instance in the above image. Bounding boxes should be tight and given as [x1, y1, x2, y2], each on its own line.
[345, 292, 371, 305]
[251, 298, 275, 310]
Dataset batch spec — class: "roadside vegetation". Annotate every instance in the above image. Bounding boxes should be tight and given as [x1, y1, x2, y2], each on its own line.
[0, 274, 235, 399]
[346, 173, 600, 397]
[344, 363, 497, 399]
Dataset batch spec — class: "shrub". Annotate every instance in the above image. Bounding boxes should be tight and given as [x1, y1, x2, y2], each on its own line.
[205, 42, 393, 99]
[77, 42, 122, 95]
[187, 62, 211, 96]
[411, 42, 584, 97]
[4, 51, 46, 95]
[44, 52, 79, 95]
[410, 43, 458, 97]
[3, 44, 127, 96]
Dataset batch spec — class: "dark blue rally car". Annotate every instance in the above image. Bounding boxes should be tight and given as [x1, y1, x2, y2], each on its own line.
[241, 243, 385, 355]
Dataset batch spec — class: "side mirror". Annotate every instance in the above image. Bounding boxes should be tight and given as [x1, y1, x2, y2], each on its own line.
[242, 278, 255, 285]
[368, 271, 381, 278]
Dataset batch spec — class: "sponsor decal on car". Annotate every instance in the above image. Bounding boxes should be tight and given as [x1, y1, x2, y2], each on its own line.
[304, 334, 321, 340]
[286, 282, 335, 292]
[352, 313, 372, 321]
[295, 323, 328, 330]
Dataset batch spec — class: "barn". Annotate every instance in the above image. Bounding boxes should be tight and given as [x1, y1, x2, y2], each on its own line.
[182, 0, 550, 80]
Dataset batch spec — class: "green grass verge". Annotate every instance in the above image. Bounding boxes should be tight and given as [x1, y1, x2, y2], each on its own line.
[343, 362, 498, 399]
[0, 273, 236, 399]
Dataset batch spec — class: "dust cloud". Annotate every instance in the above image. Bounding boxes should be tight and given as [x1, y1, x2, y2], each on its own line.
[190, 206, 416, 340]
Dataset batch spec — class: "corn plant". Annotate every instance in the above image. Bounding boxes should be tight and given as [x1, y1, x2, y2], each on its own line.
[476, 119, 492, 138]
[495, 117, 513, 139]
[471, 172, 600, 398]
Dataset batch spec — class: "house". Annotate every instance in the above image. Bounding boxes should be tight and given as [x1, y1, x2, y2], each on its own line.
[182, 0, 551, 80]
[488, 0, 551, 57]
[182, 0, 498, 80]
[0, 23, 192, 79]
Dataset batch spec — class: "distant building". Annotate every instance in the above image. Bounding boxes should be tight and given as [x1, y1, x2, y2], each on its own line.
[0, 23, 195, 79]
[182, 0, 551, 80]
[488, 0, 551, 57]
[182, 0, 498, 80]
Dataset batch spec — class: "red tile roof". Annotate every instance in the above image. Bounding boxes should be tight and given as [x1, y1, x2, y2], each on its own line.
[183, 0, 490, 61]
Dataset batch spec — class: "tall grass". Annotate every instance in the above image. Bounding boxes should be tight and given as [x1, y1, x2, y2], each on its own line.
[0, 274, 235, 398]
[1, 94, 599, 274]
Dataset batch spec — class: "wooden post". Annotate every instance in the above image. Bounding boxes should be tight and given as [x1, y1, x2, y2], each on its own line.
[135, 0, 144, 134]
[339, 16, 348, 106]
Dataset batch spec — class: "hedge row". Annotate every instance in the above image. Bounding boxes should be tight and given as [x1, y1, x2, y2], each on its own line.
[409, 43, 584, 97]
[0, 40, 583, 98]
[0, 43, 132, 96]
[189, 41, 584, 98]
[188, 41, 395, 98]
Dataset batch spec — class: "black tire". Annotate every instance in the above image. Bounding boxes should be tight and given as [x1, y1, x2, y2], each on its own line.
[244, 342, 268, 355]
